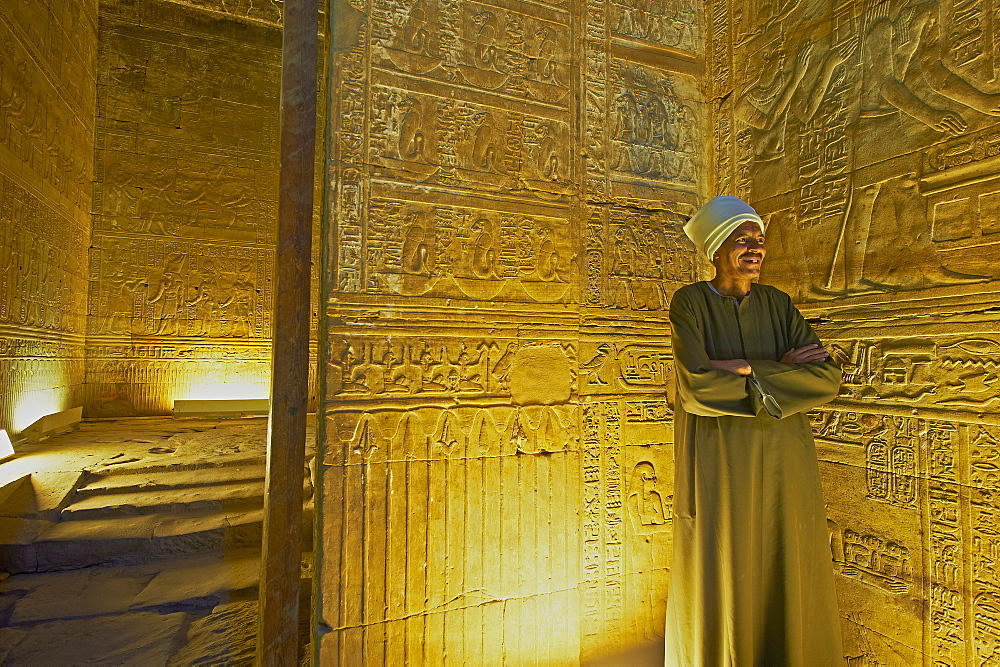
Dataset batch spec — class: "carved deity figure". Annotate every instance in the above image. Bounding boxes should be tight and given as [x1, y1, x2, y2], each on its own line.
[148, 254, 186, 336]
[859, 0, 1000, 134]
[220, 262, 255, 337]
[400, 212, 434, 275]
[472, 11, 502, 72]
[626, 461, 667, 531]
[397, 97, 426, 161]
[469, 218, 497, 278]
[187, 260, 223, 336]
[101, 262, 141, 335]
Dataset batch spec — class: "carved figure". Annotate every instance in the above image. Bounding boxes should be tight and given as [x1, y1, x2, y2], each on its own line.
[859, 0, 1000, 135]
[472, 11, 501, 72]
[469, 218, 497, 278]
[469, 113, 498, 172]
[187, 260, 223, 336]
[101, 262, 141, 335]
[397, 97, 426, 161]
[532, 223, 562, 281]
[147, 254, 186, 336]
[626, 461, 667, 531]
[220, 262, 255, 337]
[401, 212, 433, 275]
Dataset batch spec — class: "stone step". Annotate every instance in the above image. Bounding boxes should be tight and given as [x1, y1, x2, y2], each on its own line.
[60, 480, 267, 521]
[74, 464, 266, 498]
[0, 506, 314, 574]
[0, 509, 261, 574]
[0, 548, 314, 665]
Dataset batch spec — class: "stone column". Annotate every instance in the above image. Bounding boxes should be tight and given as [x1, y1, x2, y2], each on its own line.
[257, 0, 319, 663]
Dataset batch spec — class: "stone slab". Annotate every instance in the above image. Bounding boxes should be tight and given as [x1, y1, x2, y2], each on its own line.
[130, 549, 261, 610]
[0, 565, 156, 624]
[1, 611, 189, 664]
[78, 464, 266, 496]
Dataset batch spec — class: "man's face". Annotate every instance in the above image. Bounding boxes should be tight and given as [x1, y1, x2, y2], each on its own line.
[713, 220, 766, 280]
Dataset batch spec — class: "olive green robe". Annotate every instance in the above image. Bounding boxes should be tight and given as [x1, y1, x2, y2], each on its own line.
[663, 281, 843, 666]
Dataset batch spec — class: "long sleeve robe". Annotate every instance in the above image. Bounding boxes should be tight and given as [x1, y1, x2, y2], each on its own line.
[663, 281, 843, 666]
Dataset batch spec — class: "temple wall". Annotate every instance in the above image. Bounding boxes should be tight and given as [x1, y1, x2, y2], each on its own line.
[0, 1, 98, 435]
[317, 0, 704, 661]
[712, 0, 1000, 663]
[86, 0, 285, 417]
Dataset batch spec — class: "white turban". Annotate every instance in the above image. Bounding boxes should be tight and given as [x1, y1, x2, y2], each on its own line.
[683, 196, 765, 260]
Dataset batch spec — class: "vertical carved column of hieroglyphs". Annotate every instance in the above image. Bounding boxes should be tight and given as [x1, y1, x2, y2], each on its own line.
[806, 320, 1000, 663]
[707, 0, 733, 197]
[88, 0, 280, 416]
[319, 0, 586, 659]
[0, 1, 97, 434]
[578, 0, 704, 659]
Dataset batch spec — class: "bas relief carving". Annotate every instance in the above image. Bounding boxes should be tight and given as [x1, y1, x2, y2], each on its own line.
[322, 0, 699, 656]
[370, 86, 573, 198]
[371, 0, 571, 104]
[81, 1, 285, 419]
[0, 1, 95, 434]
[365, 199, 574, 300]
[90, 240, 272, 338]
[584, 206, 696, 310]
[720, 0, 1000, 300]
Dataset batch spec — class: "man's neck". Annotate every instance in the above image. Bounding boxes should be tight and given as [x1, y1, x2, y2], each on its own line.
[710, 275, 754, 299]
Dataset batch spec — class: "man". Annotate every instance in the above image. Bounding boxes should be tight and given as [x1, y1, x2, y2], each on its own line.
[663, 196, 843, 665]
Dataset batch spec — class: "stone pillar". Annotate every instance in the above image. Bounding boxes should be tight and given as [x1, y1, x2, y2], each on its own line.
[257, 0, 319, 662]
[316, 0, 705, 661]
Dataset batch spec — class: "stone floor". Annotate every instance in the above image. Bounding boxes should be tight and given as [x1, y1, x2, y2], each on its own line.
[0, 416, 315, 665]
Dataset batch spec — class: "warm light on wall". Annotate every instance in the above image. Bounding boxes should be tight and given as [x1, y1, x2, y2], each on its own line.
[177, 369, 270, 402]
[0, 431, 14, 460]
[12, 386, 71, 434]
[173, 398, 269, 417]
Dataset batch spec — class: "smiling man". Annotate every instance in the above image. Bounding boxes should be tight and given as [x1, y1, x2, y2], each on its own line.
[663, 196, 844, 666]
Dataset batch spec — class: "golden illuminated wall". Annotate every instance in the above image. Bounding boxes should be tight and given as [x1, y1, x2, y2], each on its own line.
[0, 1, 97, 435]
[86, 0, 285, 416]
[317, 0, 704, 661]
[712, 0, 1000, 663]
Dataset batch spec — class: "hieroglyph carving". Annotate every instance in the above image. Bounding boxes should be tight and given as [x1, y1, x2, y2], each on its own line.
[812, 408, 1000, 663]
[328, 338, 576, 398]
[584, 206, 696, 310]
[610, 0, 699, 51]
[89, 240, 272, 337]
[609, 62, 699, 186]
[370, 0, 571, 103]
[365, 199, 574, 301]
[827, 336, 1000, 409]
[370, 87, 573, 198]
[579, 342, 674, 394]
[581, 401, 626, 657]
[720, 0, 1000, 298]
[0, 177, 88, 332]
[830, 522, 913, 595]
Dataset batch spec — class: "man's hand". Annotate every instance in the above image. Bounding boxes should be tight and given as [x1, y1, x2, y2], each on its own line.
[781, 344, 830, 364]
[710, 359, 752, 376]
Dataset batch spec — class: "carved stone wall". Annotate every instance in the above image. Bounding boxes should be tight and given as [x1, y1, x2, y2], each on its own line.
[317, 0, 703, 660]
[0, 1, 97, 435]
[712, 0, 1000, 663]
[87, 0, 285, 416]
